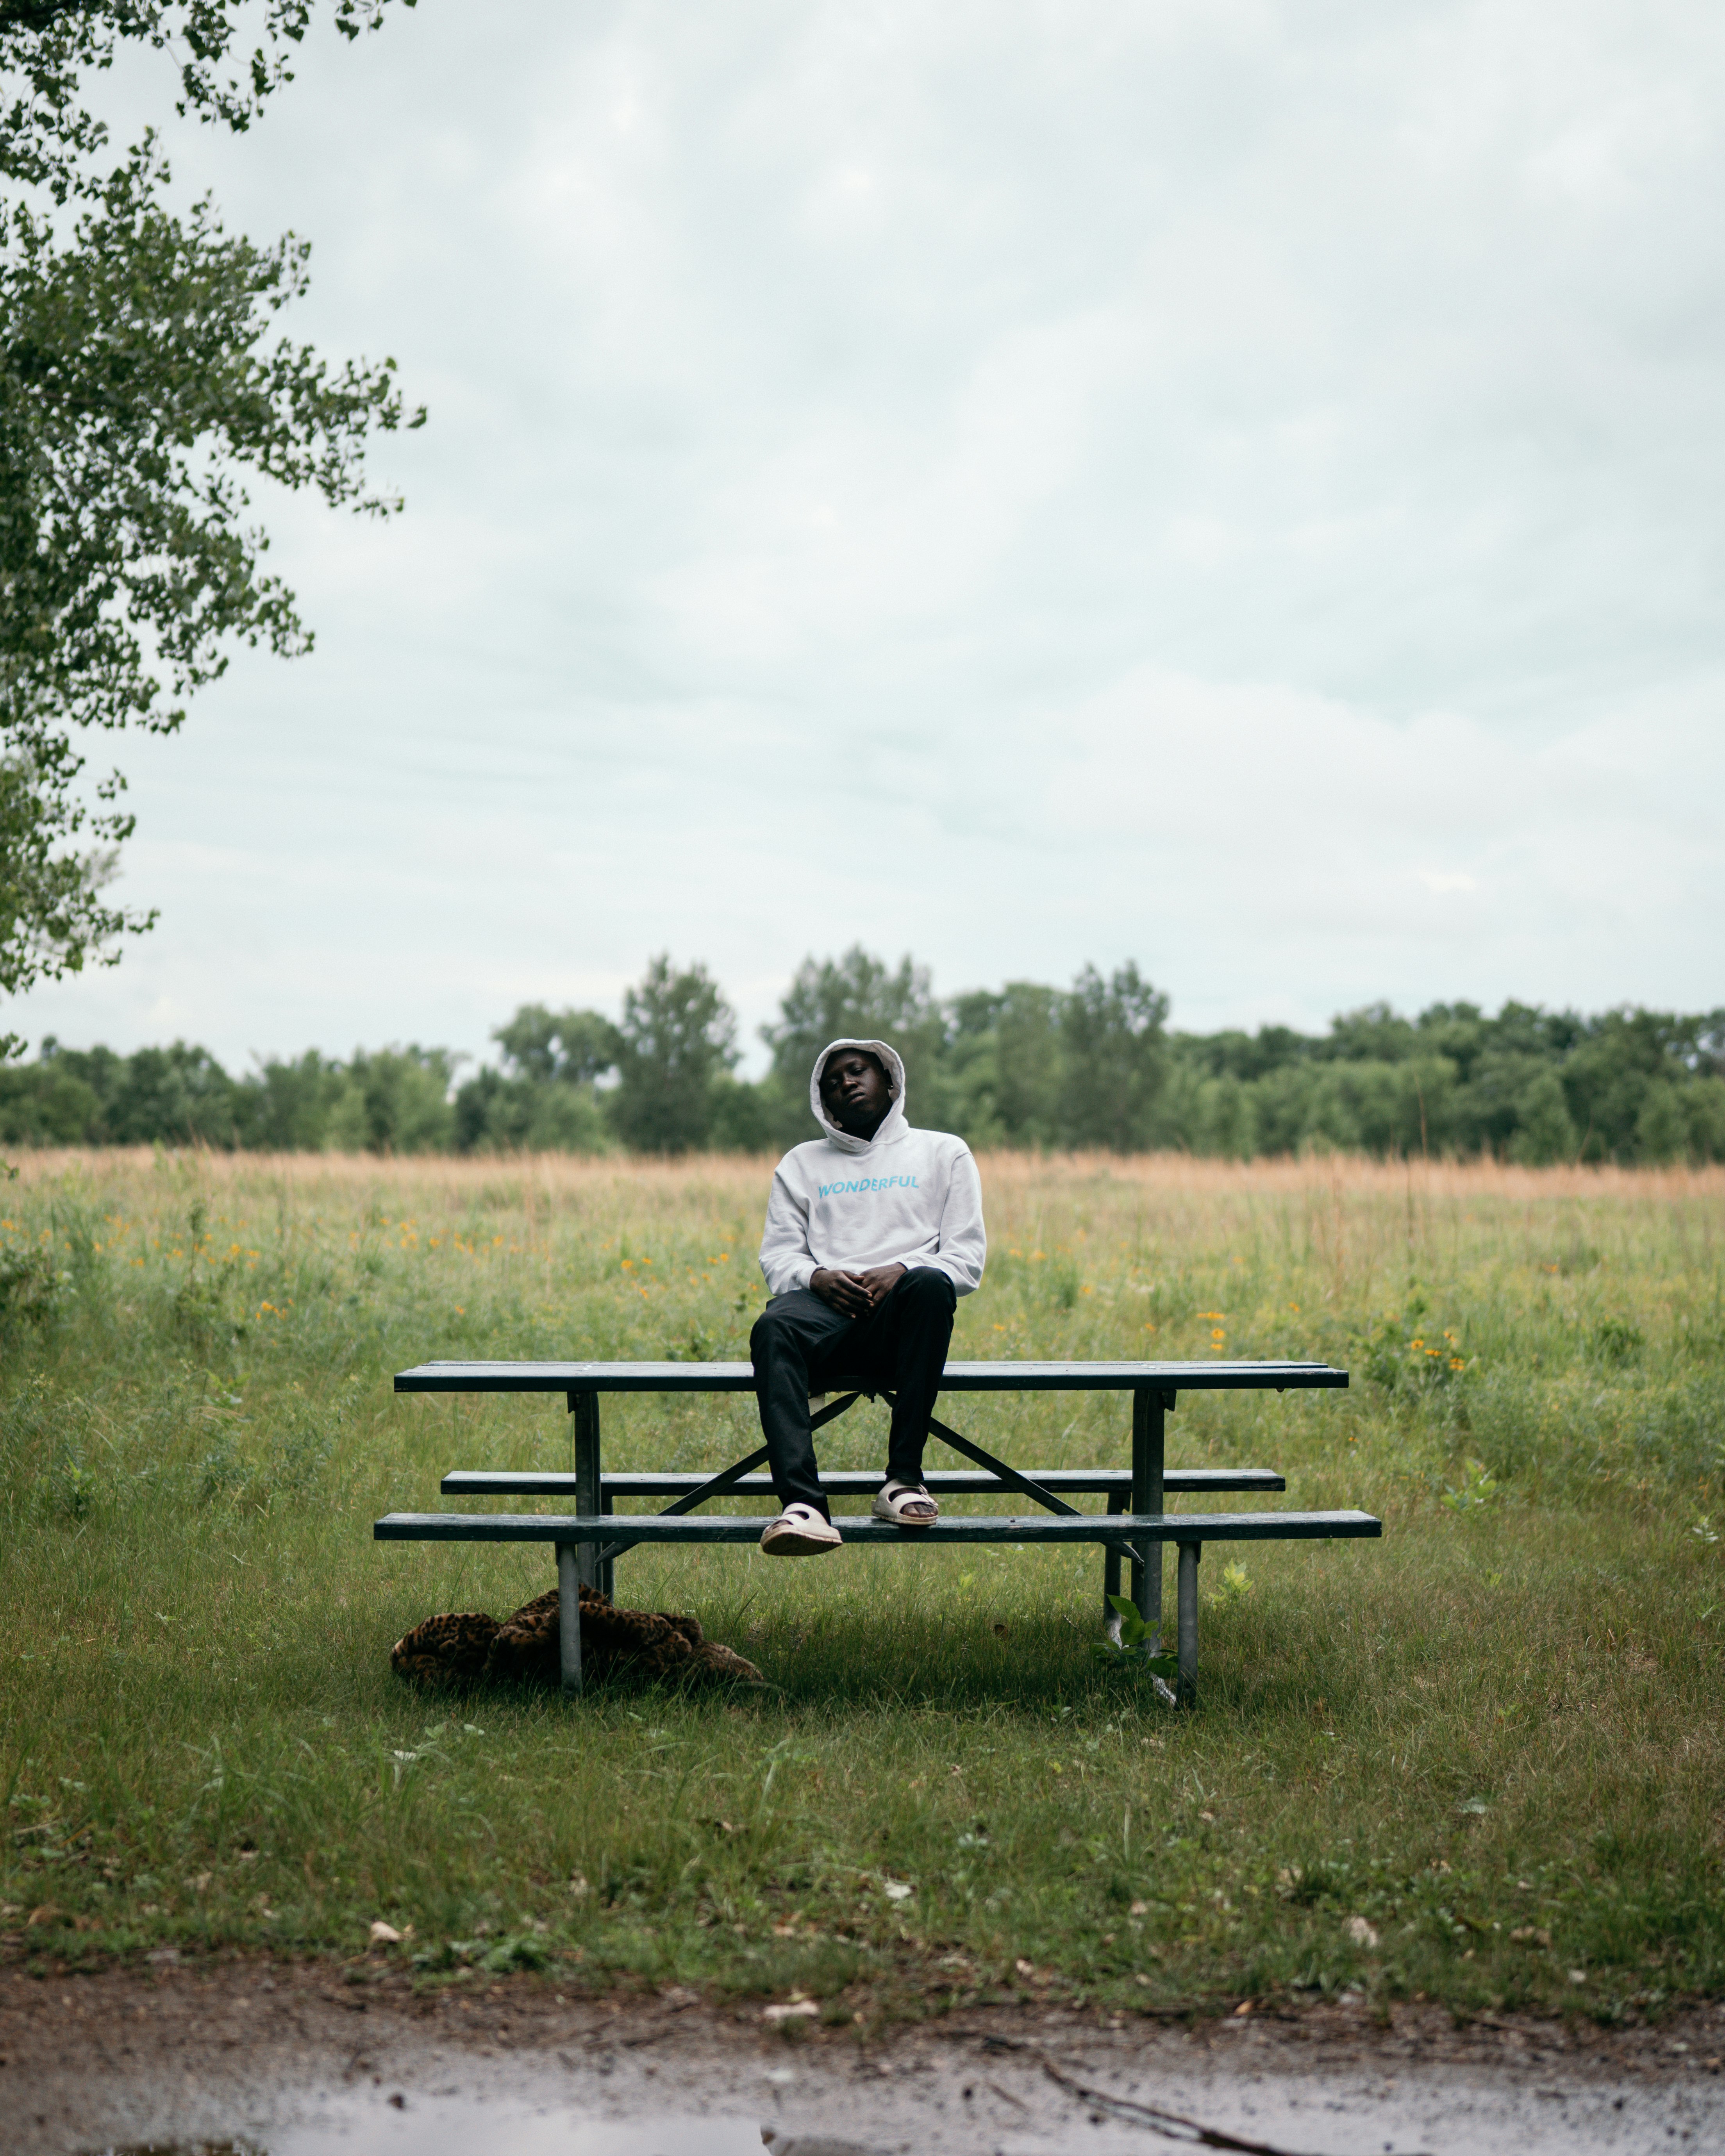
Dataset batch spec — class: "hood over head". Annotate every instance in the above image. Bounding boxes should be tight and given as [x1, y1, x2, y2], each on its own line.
[810, 1038, 907, 1154]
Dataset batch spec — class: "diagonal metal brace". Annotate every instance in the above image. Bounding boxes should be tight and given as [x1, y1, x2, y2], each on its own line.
[888, 1396, 1080, 1516]
[806, 1391, 868, 1433]
[597, 1390, 865, 1562]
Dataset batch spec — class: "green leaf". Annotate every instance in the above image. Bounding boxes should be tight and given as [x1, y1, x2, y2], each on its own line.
[1091, 1597, 1179, 1680]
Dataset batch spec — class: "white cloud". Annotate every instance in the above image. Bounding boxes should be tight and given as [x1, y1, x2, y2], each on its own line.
[10, 0, 1723, 1066]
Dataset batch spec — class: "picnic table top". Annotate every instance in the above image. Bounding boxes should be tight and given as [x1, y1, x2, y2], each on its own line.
[393, 1358, 1347, 1396]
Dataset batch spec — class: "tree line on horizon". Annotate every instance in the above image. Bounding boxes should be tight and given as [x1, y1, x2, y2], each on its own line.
[2, 949, 1722, 1166]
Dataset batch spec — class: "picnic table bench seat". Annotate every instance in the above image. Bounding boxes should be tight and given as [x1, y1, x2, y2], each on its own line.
[380, 1357, 1376, 1703]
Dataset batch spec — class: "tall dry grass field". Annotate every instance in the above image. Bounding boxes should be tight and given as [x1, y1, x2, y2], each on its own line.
[2, 1147, 1720, 2023]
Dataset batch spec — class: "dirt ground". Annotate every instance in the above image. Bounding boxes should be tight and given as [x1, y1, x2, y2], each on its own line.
[4, 1953, 1723, 2155]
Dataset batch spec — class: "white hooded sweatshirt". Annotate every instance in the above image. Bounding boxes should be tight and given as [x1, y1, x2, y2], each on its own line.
[757, 1038, 986, 1300]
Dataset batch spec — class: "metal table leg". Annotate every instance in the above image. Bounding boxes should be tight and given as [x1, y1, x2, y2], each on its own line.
[1176, 1539, 1201, 1706]
[1104, 1489, 1126, 1636]
[557, 1540, 583, 1696]
[570, 1390, 601, 1597]
[563, 1392, 602, 1696]
[1130, 1388, 1166, 1647]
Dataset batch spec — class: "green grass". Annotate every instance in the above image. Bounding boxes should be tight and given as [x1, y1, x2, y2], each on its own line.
[2, 1146, 1722, 2027]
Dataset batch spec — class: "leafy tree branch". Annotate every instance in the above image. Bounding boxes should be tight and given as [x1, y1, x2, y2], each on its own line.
[0, 0, 421, 1010]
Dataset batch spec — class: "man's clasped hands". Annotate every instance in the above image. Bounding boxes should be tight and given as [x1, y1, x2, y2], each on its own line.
[808, 1261, 907, 1317]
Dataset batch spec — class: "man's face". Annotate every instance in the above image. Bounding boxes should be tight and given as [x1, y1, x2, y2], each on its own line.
[820, 1049, 892, 1137]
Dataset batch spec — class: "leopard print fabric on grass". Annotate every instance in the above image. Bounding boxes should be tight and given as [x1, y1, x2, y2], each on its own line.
[391, 1583, 761, 1688]
[388, 1609, 499, 1685]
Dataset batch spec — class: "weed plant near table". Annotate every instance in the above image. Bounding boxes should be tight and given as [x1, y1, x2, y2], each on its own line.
[1, 1148, 1721, 2027]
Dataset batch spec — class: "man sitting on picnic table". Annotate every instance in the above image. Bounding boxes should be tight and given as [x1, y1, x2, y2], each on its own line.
[752, 1037, 987, 1555]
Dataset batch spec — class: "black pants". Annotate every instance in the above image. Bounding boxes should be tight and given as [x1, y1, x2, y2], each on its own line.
[749, 1267, 958, 1519]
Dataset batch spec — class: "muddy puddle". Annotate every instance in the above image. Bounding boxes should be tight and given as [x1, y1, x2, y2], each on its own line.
[12, 1962, 1722, 2156]
[85, 2102, 774, 2155]
[64, 2047, 1725, 2156]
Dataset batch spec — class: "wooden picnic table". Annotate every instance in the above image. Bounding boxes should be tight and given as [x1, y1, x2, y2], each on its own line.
[379, 1359, 1375, 1703]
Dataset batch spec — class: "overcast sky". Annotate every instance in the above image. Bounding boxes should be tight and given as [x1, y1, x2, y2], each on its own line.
[11, 0, 1723, 1073]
